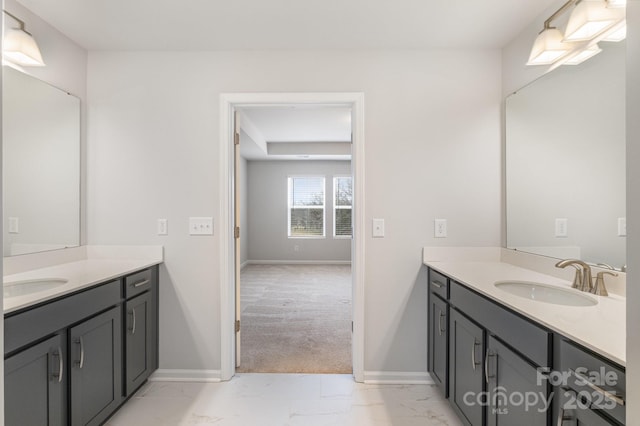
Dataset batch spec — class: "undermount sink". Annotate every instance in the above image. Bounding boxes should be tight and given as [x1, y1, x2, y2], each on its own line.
[3, 278, 68, 298]
[494, 280, 598, 307]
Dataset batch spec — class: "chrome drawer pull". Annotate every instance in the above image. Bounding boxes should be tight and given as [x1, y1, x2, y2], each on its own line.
[438, 310, 446, 336]
[431, 280, 444, 289]
[485, 349, 495, 383]
[556, 408, 573, 426]
[471, 341, 480, 371]
[131, 279, 150, 288]
[52, 347, 63, 383]
[75, 337, 84, 369]
[571, 369, 625, 406]
[130, 308, 137, 335]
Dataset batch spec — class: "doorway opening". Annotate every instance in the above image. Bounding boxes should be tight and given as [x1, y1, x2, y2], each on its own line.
[235, 105, 353, 373]
[219, 93, 365, 381]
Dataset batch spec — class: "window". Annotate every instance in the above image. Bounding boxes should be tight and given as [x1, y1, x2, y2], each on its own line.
[333, 176, 352, 237]
[288, 176, 325, 237]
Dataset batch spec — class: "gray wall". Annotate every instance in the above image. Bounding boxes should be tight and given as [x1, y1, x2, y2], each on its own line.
[247, 160, 352, 262]
[626, 0, 639, 418]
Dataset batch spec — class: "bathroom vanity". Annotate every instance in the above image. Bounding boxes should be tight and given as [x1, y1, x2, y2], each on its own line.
[426, 257, 626, 426]
[3, 249, 161, 426]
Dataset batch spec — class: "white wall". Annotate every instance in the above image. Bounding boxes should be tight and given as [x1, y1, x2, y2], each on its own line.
[247, 160, 351, 262]
[86, 49, 502, 374]
[626, 0, 640, 418]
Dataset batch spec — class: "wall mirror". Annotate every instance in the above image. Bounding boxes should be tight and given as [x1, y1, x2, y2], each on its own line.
[3, 66, 81, 256]
[506, 41, 626, 270]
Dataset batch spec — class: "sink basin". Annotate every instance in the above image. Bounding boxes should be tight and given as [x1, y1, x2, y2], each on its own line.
[494, 281, 598, 307]
[3, 278, 68, 298]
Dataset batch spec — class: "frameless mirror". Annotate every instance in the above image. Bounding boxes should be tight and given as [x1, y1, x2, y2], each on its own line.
[3, 66, 81, 256]
[506, 41, 626, 270]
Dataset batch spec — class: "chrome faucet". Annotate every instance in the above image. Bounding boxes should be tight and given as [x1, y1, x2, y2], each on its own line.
[592, 271, 618, 296]
[555, 259, 593, 292]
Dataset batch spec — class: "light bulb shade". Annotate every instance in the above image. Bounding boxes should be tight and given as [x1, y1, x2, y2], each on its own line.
[607, 0, 626, 8]
[564, 43, 602, 65]
[563, 0, 625, 42]
[527, 28, 572, 65]
[3, 28, 45, 66]
[603, 20, 627, 41]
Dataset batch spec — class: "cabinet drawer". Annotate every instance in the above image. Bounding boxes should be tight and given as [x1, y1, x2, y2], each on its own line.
[4, 280, 121, 356]
[450, 280, 551, 367]
[125, 268, 153, 299]
[429, 269, 449, 300]
[559, 339, 625, 424]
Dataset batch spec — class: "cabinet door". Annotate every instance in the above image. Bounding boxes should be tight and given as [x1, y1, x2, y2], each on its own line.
[486, 336, 549, 425]
[557, 388, 618, 425]
[449, 308, 484, 426]
[5, 334, 65, 426]
[125, 291, 154, 395]
[70, 307, 122, 426]
[428, 294, 448, 396]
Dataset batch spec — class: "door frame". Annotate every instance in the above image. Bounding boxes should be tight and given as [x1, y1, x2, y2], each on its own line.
[219, 92, 365, 382]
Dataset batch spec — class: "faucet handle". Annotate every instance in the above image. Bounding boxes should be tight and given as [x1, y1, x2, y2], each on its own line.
[592, 271, 618, 296]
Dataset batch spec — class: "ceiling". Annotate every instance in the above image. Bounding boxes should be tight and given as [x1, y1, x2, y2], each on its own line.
[16, 0, 557, 51]
[238, 106, 352, 161]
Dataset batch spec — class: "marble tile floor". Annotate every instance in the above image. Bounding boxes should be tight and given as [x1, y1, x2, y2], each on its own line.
[106, 373, 463, 426]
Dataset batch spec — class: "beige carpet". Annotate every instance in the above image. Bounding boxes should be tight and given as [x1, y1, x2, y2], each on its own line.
[238, 264, 352, 374]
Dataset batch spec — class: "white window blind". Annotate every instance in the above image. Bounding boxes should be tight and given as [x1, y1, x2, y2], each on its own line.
[288, 176, 325, 237]
[333, 176, 352, 237]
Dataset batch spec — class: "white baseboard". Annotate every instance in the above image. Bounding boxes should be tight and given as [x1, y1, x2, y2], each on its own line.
[240, 260, 250, 270]
[246, 260, 351, 266]
[362, 371, 434, 385]
[149, 369, 222, 383]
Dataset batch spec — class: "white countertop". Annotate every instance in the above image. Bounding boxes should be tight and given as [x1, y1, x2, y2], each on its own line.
[4, 246, 163, 314]
[425, 260, 626, 366]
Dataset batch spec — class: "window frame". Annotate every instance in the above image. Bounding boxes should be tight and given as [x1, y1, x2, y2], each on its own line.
[287, 175, 326, 239]
[333, 175, 353, 239]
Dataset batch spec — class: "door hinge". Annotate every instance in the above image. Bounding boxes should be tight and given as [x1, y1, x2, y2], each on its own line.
[351, 321, 354, 333]
[234, 132, 240, 145]
[235, 320, 240, 333]
[234, 226, 240, 239]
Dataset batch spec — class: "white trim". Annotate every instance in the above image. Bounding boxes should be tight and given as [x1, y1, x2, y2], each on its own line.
[363, 371, 434, 385]
[220, 92, 365, 383]
[245, 260, 352, 265]
[240, 260, 251, 270]
[149, 369, 222, 383]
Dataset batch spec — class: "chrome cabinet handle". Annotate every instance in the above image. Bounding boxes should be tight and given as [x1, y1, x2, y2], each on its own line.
[431, 280, 444, 289]
[131, 279, 150, 288]
[129, 308, 137, 335]
[52, 346, 63, 383]
[556, 408, 573, 426]
[571, 369, 625, 406]
[471, 341, 480, 371]
[75, 337, 84, 369]
[437, 310, 445, 336]
[485, 349, 495, 383]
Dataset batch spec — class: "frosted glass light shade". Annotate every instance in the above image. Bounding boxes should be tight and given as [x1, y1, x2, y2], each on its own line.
[564, 44, 602, 65]
[563, 0, 625, 42]
[607, 0, 626, 8]
[3, 28, 45, 66]
[603, 20, 627, 41]
[527, 28, 572, 65]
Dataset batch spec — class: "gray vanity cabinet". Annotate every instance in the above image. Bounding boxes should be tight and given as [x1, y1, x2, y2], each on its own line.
[70, 307, 122, 426]
[5, 334, 66, 426]
[125, 291, 154, 395]
[449, 308, 484, 426]
[486, 336, 549, 425]
[429, 294, 448, 396]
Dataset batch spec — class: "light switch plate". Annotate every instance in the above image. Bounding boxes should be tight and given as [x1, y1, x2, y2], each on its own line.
[372, 218, 385, 238]
[157, 219, 168, 235]
[434, 219, 447, 238]
[189, 217, 214, 235]
[8, 217, 19, 234]
[618, 217, 627, 237]
[555, 218, 568, 237]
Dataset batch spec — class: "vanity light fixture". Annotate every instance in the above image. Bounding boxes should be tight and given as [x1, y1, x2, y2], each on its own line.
[563, 0, 625, 42]
[3, 10, 45, 66]
[527, 0, 626, 68]
[564, 43, 602, 64]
